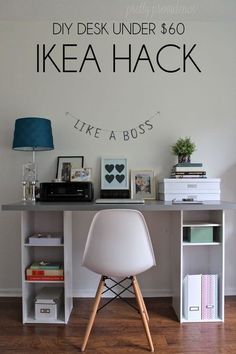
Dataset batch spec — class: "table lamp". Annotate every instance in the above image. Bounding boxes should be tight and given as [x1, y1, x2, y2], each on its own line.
[12, 117, 54, 201]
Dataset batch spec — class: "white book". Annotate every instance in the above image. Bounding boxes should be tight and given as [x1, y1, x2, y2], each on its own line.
[173, 167, 205, 172]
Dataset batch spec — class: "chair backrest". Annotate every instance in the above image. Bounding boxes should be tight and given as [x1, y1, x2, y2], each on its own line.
[82, 209, 156, 277]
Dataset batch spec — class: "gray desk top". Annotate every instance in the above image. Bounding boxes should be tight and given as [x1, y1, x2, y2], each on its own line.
[2, 200, 236, 212]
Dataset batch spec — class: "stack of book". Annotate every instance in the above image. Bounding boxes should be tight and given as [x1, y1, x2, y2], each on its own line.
[171, 162, 207, 179]
[26, 261, 64, 281]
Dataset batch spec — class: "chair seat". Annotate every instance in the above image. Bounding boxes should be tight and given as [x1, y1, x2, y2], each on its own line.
[82, 209, 156, 277]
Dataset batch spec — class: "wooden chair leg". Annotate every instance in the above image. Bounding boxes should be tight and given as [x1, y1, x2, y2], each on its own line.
[81, 275, 105, 352]
[132, 276, 154, 352]
[135, 277, 149, 322]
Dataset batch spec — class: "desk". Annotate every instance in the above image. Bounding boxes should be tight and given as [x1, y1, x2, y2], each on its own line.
[2, 200, 236, 324]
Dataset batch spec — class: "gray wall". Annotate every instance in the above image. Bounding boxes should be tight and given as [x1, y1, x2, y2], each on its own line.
[0, 0, 236, 296]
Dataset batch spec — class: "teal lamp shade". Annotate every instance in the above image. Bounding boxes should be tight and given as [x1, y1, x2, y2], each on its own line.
[12, 117, 54, 151]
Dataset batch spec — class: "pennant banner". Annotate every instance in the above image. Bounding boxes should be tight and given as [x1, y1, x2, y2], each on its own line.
[66, 111, 160, 142]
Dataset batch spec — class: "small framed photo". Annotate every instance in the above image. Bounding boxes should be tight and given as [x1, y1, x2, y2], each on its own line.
[56, 156, 84, 182]
[22, 162, 36, 182]
[71, 167, 92, 182]
[101, 157, 129, 190]
[131, 170, 156, 200]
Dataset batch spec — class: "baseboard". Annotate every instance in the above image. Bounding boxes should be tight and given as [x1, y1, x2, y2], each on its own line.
[0, 287, 171, 298]
[0, 288, 22, 297]
[1, 287, 236, 298]
[225, 288, 236, 296]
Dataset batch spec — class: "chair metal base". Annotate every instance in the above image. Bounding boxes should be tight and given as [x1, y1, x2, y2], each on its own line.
[98, 276, 139, 313]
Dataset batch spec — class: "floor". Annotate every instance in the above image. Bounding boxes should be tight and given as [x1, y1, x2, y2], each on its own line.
[1, 297, 236, 353]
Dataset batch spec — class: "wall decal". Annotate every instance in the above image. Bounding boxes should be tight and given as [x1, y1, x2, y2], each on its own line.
[66, 111, 160, 142]
[36, 22, 202, 74]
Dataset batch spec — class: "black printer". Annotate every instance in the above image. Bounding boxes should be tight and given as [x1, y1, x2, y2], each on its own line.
[40, 182, 94, 202]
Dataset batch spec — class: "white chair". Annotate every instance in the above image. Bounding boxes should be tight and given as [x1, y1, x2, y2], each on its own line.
[81, 209, 156, 352]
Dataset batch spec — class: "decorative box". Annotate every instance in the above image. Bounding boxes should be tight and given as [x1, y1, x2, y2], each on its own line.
[29, 233, 63, 246]
[35, 287, 63, 321]
[183, 226, 214, 243]
[158, 178, 221, 201]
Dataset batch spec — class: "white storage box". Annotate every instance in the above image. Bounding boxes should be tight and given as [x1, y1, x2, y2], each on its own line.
[29, 233, 63, 246]
[159, 178, 220, 201]
[35, 287, 63, 321]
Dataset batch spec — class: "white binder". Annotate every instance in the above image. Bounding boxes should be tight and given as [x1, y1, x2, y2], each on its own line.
[184, 274, 202, 320]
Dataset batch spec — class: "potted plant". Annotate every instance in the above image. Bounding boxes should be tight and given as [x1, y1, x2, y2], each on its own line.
[171, 137, 196, 163]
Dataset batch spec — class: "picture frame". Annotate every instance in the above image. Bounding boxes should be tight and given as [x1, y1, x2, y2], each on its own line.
[71, 167, 92, 182]
[101, 157, 129, 190]
[131, 170, 156, 200]
[22, 162, 36, 182]
[56, 156, 84, 182]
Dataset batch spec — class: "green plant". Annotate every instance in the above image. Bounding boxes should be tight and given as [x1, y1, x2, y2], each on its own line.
[171, 137, 196, 156]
